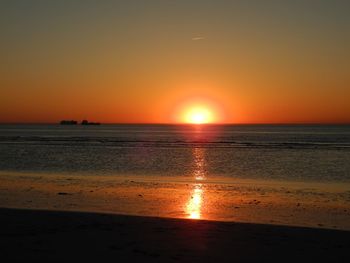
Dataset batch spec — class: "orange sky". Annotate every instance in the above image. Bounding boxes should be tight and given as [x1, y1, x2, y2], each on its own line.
[1, 1, 349, 124]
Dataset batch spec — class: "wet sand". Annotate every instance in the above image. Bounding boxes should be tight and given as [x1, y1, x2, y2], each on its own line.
[1, 172, 350, 261]
[1, 207, 349, 262]
[0, 172, 350, 230]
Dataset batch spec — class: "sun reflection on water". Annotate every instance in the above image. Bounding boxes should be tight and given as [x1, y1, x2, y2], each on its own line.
[193, 147, 206, 181]
[187, 184, 203, 219]
[186, 147, 206, 219]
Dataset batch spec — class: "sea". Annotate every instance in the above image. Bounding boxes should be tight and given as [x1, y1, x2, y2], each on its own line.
[1, 124, 349, 183]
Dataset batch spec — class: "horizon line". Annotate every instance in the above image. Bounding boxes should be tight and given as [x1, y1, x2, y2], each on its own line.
[0, 122, 349, 126]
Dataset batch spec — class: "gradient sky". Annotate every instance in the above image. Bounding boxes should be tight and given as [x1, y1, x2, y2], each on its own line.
[1, 0, 349, 123]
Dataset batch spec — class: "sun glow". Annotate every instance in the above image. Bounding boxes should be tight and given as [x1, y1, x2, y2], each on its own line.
[172, 96, 225, 124]
[185, 107, 213, 124]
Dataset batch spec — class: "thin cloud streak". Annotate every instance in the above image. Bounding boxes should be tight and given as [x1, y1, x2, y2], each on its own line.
[192, 37, 205, 41]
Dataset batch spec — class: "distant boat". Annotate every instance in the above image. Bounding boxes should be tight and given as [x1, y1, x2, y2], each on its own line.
[60, 120, 78, 125]
[81, 120, 101, 125]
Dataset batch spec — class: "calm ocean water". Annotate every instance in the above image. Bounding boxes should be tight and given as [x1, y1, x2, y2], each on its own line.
[0, 124, 349, 182]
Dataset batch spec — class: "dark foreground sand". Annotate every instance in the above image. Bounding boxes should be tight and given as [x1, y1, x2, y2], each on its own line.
[0, 208, 349, 262]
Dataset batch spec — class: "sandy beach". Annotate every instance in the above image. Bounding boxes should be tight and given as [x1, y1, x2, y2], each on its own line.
[1, 171, 349, 262]
[1, 207, 349, 262]
[1, 172, 350, 230]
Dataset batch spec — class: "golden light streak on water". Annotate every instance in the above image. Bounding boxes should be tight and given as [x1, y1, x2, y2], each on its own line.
[187, 184, 203, 219]
[186, 147, 206, 219]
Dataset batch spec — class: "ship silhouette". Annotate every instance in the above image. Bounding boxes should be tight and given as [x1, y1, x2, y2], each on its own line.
[60, 120, 77, 125]
[81, 120, 100, 125]
[60, 120, 100, 125]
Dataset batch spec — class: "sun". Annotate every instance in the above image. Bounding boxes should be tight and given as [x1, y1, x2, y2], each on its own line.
[185, 107, 213, 124]
[172, 97, 224, 124]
